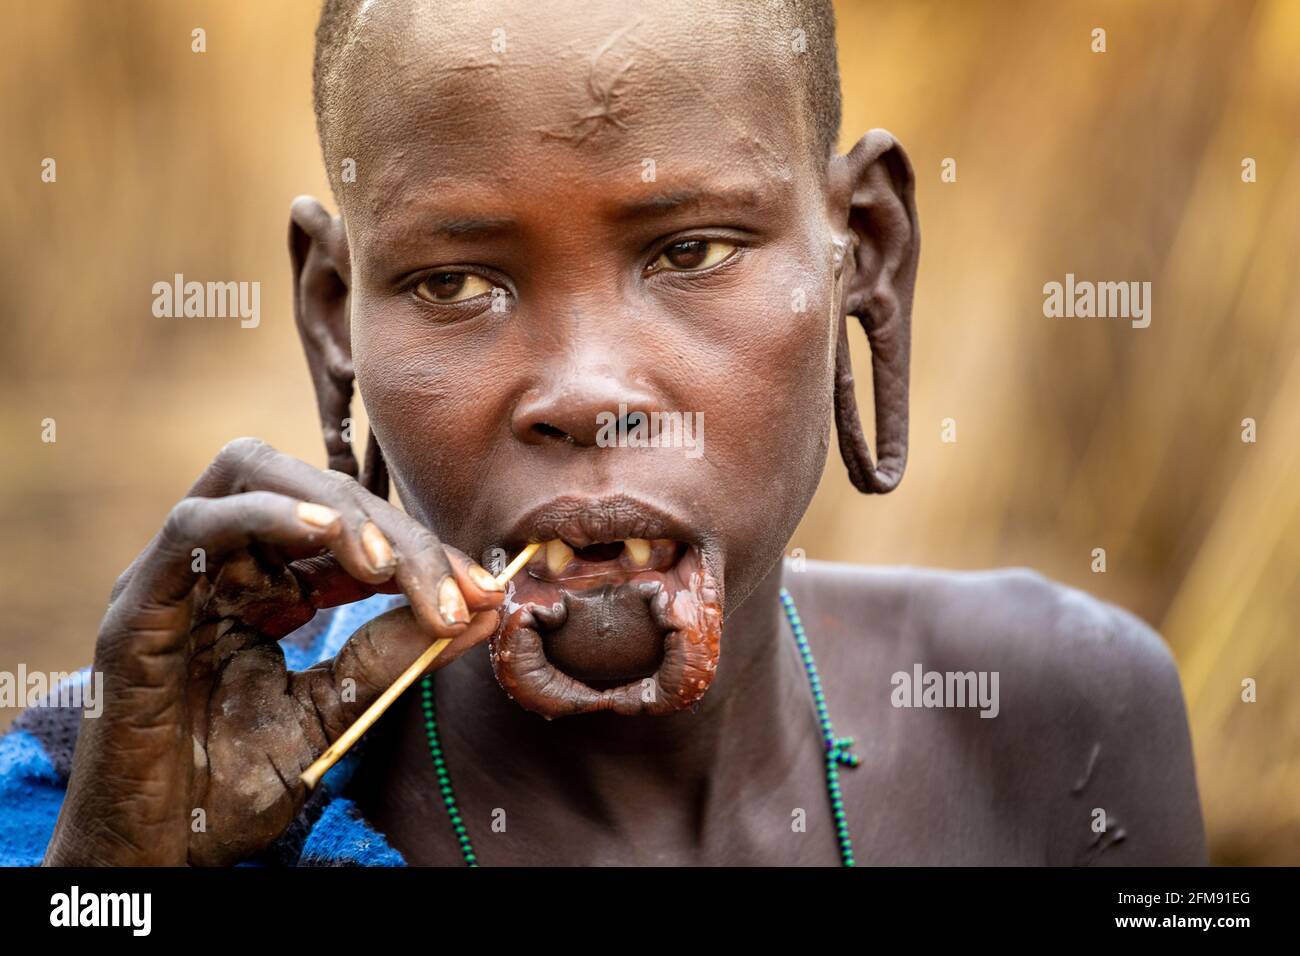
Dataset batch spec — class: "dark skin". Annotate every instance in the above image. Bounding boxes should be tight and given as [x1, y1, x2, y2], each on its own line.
[45, 0, 1206, 865]
[357, 562, 1207, 865]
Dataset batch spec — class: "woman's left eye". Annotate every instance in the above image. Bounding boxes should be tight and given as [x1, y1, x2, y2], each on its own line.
[413, 272, 494, 304]
[650, 239, 737, 274]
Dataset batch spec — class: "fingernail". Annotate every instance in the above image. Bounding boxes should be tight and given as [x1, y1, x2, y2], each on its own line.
[438, 575, 470, 625]
[297, 502, 341, 528]
[468, 564, 504, 592]
[361, 522, 395, 571]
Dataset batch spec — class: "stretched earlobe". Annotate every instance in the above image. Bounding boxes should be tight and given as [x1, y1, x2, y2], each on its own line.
[288, 195, 389, 500]
[834, 309, 909, 493]
[831, 131, 920, 494]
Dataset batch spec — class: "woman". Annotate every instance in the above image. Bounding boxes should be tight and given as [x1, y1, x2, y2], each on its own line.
[5, 0, 1205, 866]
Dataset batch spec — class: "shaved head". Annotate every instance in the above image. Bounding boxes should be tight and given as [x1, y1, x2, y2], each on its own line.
[311, 0, 841, 198]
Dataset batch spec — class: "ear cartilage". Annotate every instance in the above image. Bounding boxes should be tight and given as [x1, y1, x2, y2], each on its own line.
[299, 542, 542, 790]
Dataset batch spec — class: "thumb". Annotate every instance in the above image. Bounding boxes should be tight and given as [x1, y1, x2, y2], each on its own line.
[295, 605, 500, 741]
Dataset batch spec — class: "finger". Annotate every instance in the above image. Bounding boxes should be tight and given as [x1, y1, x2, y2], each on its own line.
[346, 496, 471, 638]
[108, 436, 370, 603]
[212, 440, 399, 590]
[113, 438, 501, 643]
[117, 493, 343, 613]
[358, 496, 505, 635]
[291, 605, 500, 746]
[266, 457, 503, 636]
[198, 440, 478, 638]
[325, 486, 506, 634]
[275, 548, 499, 640]
[442, 543, 507, 610]
[287, 554, 395, 612]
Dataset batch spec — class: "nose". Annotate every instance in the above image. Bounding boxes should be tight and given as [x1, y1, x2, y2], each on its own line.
[511, 355, 662, 449]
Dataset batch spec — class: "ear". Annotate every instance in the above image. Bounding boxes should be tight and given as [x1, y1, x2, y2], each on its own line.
[288, 196, 372, 483]
[826, 130, 920, 494]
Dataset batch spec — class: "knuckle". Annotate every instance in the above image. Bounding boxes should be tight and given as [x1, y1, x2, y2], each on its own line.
[322, 467, 364, 500]
[319, 469, 372, 516]
[218, 436, 283, 492]
[108, 576, 132, 608]
[217, 435, 269, 468]
[162, 497, 205, 542]
[321, 467, 358, 491]
[109, 566, 134, 602]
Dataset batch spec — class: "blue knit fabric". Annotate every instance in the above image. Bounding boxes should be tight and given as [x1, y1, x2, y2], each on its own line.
[299, 797, 407, 867]
[0, 592, 411, 866]
[0, 730, 64, 866]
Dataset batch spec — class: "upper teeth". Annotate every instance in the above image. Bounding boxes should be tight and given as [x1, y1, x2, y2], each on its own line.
[540, 537, 654, 574]
[546, 539, 575, 575]
[624, 538, 651, 566]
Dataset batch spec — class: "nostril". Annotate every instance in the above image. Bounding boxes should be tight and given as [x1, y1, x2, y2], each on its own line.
[532, 422, 571, 442]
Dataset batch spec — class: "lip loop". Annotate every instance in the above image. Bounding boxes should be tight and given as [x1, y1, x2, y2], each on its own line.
[488, 543, 722, 718]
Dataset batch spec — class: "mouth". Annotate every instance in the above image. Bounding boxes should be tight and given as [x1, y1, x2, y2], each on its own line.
[486, 495, 723, 718]
[530, 537, 685, 586]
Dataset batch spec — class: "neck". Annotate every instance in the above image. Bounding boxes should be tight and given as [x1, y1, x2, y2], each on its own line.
[435, 558, 812, 798]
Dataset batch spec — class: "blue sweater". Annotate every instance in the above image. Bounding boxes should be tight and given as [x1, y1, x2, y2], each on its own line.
[0, 593, 411, 866]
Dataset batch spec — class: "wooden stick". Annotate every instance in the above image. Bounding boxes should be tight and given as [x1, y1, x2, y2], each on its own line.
[300, 542, 541, 790]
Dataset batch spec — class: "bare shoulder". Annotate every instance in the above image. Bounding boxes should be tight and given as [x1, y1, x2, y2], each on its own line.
[790, 559, 1182, 715]
[785, 560, 1208, 864]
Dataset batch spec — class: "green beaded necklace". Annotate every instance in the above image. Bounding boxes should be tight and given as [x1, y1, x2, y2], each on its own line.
[418, 586, 860, 866]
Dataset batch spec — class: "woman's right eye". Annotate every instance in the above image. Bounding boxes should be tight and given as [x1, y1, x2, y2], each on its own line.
[413, 272, 493, 304]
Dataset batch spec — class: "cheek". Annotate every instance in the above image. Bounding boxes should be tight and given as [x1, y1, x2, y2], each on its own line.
[680, 257, 838, 471]
[350, 296, 503, 516]
[664, 261, 837, 591]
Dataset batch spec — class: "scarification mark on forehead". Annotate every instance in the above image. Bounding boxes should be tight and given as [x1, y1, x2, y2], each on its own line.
[333, 0, 382, 76]
[317, 0, 839, 205]
[533, 20, 642, 145]
[619, 34, 796, 182]
[524, 18, 797, 183]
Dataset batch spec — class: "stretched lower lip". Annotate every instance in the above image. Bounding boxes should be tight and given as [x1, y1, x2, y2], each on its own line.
[503, 539, 690, 682]
[487, 541, 724, 716]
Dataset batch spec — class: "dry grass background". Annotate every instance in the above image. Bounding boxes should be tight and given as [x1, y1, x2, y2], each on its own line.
[1, 0, 1296, 864]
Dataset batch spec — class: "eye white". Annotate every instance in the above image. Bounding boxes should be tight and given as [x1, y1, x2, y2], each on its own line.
[653, 239, 737, 272]
[415, 273, 493, 303]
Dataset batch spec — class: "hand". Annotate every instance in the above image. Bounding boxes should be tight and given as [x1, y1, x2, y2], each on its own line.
[43, 437, 503, 866]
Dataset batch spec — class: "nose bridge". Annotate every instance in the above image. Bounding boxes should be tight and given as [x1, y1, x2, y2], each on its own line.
[511, 297, 661, 448]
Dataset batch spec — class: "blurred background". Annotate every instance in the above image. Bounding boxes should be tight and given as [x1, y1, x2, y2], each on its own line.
[1, 0, 1296, 863]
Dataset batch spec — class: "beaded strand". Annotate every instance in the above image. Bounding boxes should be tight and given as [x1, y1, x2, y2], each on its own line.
[779, 586, 860, 866]
[419, 676, 478, 867]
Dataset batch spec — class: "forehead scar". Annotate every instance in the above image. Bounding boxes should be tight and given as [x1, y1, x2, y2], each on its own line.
[532, 20, 794, 181]
[534, 20, 642, 144]
[627, 34, 794, 181]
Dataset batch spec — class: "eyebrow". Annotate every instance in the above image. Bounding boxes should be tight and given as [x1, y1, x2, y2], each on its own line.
[610, 186, 765, 222]
[378, 184, 771, 246]
[429, 215, 518, 238]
